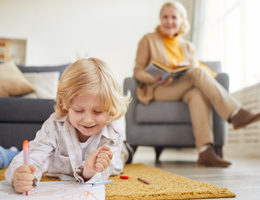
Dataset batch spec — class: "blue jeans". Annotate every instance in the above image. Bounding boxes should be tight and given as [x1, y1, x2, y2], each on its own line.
[0, 146, 20, 169]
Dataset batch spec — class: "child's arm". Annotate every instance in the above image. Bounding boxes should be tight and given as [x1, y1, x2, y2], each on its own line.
[82, 145, 113, 181]
[73, 120, 125, 183]
[5, 118, 58, 188]
[73, 140, 123, 183]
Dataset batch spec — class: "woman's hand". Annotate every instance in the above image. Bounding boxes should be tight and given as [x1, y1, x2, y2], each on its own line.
[152, 75, 173, 86]
[83, 145, 113, 180]
[13, 165, 36, 193]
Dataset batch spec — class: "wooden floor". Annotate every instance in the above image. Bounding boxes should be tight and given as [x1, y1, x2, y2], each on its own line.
[132, 146, 260, 200]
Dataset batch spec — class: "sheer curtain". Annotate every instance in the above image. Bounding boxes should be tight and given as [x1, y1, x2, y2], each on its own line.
[191, 0, 260, 92]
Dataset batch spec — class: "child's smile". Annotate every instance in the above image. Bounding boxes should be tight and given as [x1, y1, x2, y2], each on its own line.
[82, 124, 97, 130]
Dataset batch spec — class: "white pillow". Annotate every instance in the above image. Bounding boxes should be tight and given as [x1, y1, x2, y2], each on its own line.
[22, 71, 60, 99]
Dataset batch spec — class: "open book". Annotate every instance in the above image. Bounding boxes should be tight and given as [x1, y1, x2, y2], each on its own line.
[145, 59, 191, 80]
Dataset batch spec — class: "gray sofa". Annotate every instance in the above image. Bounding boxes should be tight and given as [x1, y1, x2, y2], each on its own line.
[0, 63, 70, 151]
[124, 61, 229, 162]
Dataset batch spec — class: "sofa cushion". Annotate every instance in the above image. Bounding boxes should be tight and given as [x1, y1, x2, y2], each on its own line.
[0, 97, 55, 122]
[17, 63, 70, 79]
[0, 62, 35, 97]
[136, 101, 191, 123]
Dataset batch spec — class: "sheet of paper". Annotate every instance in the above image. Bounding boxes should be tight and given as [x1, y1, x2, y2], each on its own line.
[0, 180, 105, 200]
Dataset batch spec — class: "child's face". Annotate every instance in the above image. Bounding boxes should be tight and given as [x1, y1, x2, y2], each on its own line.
[68, 94, 109, 143]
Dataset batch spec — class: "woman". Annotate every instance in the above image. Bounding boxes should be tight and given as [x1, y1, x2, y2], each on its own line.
[133, 1, 260, 167]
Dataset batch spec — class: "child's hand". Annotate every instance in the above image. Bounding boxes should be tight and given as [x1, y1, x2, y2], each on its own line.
[13, 165, 36, 193]
[83, 145, 113, 180]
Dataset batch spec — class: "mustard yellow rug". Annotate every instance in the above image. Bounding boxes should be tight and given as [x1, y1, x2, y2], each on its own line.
[0, 163, 235, 199]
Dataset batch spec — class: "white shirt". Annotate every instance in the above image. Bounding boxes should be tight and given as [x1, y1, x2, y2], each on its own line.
[5, 112, 125, 186]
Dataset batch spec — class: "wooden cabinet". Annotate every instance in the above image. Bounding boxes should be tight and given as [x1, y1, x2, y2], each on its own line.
[0, 41, 9, 62]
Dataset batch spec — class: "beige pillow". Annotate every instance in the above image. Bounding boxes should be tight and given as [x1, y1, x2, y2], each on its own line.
[0, 62, 35, 97]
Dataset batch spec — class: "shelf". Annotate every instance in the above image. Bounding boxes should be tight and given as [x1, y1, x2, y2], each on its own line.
[0, 41, 9, 62]
[0, 38, 26, 64]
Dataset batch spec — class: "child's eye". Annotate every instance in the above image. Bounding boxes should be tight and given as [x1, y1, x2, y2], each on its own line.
[74, 109, 83, 113]
[94, 111, 102, 114]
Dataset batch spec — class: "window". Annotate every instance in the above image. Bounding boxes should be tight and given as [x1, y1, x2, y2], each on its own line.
[192, 0, 260, 92]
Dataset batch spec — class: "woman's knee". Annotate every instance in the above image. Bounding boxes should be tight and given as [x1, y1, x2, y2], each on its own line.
[186, 67, 212, 84]
[183, 87, 205, 103]
[189, 67, 208, 76]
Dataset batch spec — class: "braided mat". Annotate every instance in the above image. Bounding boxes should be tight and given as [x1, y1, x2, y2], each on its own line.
[0, 163, 235, 199]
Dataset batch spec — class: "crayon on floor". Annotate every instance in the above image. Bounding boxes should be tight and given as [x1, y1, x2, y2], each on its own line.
[138, 177, 150, 185]
[120, 175, 130, 179]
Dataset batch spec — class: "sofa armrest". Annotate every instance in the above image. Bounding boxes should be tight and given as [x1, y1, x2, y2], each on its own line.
[215, 72, 229, 92]
[123, 77, 140, 143]
[123, 77, 138, 106]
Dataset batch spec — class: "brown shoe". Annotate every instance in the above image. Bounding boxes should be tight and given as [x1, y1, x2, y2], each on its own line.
[231, 108, 260, 130]
[197, 146, 231, 167]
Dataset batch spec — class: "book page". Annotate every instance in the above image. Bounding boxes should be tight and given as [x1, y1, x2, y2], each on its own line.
[0, 180, 105, 200]
[172, 65, 191, 73]
[151, 60, 173, 73]
[174, 61, 189, 68]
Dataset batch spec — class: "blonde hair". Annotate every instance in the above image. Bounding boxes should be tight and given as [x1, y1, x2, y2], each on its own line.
[55, 58, 131, 122]
[160, 1, 190, 36]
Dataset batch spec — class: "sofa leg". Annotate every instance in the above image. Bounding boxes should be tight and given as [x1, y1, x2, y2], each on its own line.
[125, 145, 138, 164]
[154, 147, 164, 163]
[131, 145, 138, 154]
[215, 146, 223, 158]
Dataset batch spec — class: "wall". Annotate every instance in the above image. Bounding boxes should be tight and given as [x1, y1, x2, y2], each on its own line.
[0, 0, 193, 84]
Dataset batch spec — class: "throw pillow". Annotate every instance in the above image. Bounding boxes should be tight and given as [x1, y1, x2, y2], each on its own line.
[22, 71, 60, 99]
[0, 62, 35, 97]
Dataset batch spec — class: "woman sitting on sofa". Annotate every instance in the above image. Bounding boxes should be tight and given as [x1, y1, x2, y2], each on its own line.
[133, 1, 260, 167]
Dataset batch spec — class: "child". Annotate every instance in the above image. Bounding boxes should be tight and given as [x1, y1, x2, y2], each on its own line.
[5, 58, 131, 193]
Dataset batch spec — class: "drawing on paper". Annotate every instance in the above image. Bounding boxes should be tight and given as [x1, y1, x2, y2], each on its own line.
[0, 181, 105, 200]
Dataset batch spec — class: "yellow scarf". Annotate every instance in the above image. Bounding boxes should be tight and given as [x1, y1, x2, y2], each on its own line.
[160, 29, 184, 67]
